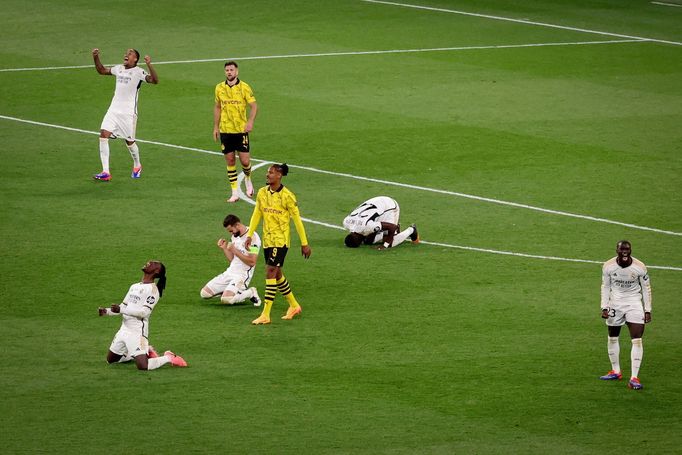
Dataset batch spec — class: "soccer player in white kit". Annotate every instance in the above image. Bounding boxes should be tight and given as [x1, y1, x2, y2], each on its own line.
[99, 260, 187, 370]
[200, 214, 262, 305]
[343, 196, 419, 249]
[599, 240, 652, 390]
[92, 48, 159, 181]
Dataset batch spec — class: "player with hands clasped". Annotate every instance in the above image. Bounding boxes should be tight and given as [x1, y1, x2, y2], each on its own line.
[99, 260, 187, 370]
[200, 214, 262, 306]
[92, 48, 159, 181]
[244, 163, 311, 325]
[599, 240, 651, 390]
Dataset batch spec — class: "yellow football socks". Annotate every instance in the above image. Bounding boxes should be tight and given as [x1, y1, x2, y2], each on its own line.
[227, 165, 238, 190]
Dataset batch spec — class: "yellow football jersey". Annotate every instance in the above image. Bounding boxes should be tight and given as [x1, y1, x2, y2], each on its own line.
[214, 79, 256, 133]
[248, 185, 309, 248]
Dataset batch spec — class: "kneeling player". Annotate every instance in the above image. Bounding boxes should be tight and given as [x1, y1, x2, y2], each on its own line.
[200, 214, 261, 305]
[343, 196, 419, 249]
[99, 260, 187, 370]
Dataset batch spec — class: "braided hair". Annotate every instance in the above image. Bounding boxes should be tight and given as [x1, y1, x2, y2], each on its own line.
[155, 262, 167, 297]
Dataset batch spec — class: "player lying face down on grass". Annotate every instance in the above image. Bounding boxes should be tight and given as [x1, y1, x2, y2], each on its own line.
[343, 196, 419, 250]
[244, 163, 311, 325]
[98, 260, 187, 370]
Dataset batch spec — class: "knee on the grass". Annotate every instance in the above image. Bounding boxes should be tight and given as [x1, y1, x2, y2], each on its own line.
[200, 287, 215, 299]
[221, 293, 238, 304]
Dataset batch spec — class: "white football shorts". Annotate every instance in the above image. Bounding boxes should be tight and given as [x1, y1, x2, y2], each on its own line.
[109, 327, 149, 358]
[605, 301, 645, 326]
[204, 270, 250, 296]
[101, 110, 137, 141]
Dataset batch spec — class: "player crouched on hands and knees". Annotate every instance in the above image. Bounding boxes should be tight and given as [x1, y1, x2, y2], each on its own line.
[92, 48, 159, 182]
[245, 163, 311, 325]
[343, 196, 419, 250]
[200, 214, 262, 306]
[599, 240, 651, 390]
[99, 260, 187, 370]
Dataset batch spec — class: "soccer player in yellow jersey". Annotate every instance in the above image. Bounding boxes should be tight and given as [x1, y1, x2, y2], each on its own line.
[245, 163, 312, 325]
[213, 61, 258, 202]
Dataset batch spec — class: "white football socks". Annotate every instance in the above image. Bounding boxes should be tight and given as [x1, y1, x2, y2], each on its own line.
[127, 142, 141, 168]
[607, 336, 620, 373]
[391, 227, 415, 247]
[147, 355, 171, 370]
[631, 338, 643, 378]
[99, 138, 110, 173]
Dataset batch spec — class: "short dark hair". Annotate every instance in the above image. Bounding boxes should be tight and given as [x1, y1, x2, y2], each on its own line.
[223, 214, 241, 228]
[225, 61, 238, 68]
[344, 233, 364, 248]
[132, 49, 140, 61]
[273, 163, 289, 176]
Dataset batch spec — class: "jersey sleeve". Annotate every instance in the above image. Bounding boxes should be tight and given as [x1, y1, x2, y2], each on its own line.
[214, 83, 221, 104]
[640, 267, 652, 312]
[138, 68, 148, 83]
[244, 82, 256, 103]
[247, 191, 263, 237]
[286, 192, 309, 246]
[600, 265, 611, 309]
[110, 65, 121, 76]
[249, 233, 262, 254]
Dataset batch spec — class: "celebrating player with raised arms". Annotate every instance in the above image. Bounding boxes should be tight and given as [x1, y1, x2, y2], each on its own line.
[92, 48, 159, 181]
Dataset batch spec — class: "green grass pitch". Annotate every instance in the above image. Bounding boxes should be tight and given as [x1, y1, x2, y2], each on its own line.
[1, 0, 681, 453]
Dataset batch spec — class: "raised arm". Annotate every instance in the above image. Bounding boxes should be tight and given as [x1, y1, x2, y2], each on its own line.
[144, 55, 158, 84]
[92, 48, 111, 75]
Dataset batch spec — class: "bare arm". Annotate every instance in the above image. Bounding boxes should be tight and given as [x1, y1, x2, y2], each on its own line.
[213, 102, 222, 141]
[244, 101, 258, 133]
[377, 222, 399, 249]
[144, 55, 159, 84]
[92, 48, 111, 75]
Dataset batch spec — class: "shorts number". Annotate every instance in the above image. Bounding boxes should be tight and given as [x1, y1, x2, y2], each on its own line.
[271, 248, 278, 258]
[608, 308, 616, 317]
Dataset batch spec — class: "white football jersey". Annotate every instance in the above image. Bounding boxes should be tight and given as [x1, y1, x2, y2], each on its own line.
[227, 228, 261, 275]
[119, 282, 159, 337]
[343, 196, 400, 236]
[108, 65, 148, 115]
[600, 257, 652, 311]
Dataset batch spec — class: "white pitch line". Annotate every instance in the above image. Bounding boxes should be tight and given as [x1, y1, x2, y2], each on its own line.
[235, 165, 682, 271]
[652, 1, 682, 7]
[2, 113, 680, 270]
[0, 39, 645, 73]
[2, 113, 681, 239]
[362, 0, 682, 46]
